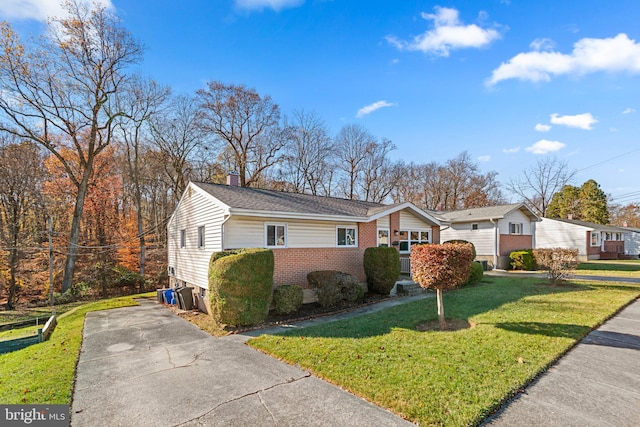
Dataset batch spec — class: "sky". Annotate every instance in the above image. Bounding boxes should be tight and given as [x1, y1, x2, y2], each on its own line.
[2, 0, 640, 205]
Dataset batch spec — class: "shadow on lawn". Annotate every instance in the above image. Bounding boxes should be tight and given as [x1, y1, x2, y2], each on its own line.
[495, 322, 591, 339]
[275, 278, 593, 339]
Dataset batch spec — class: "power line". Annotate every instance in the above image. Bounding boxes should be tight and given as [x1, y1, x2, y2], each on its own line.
[577, 147, 640, 173]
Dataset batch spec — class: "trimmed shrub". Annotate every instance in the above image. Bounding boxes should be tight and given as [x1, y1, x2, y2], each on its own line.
[273, 284, 303, 315]
[509, 250, 535, 271]
[532, 248, 578, 283]
[465, 261, 484, 286]
[307, 270, 364, 308]
[209, 248, 274, 327]
[363, 247, 401, 295]
[444, 239, 476, 259]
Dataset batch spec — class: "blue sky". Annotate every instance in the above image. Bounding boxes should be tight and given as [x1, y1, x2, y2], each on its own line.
[2, 0, 640, 205]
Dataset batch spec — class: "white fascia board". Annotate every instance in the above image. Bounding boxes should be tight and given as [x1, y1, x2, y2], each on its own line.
[229, 208, 368, 223]
[367, 202, 442, 226]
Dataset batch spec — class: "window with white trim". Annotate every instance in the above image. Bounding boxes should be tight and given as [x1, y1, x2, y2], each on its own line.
[265, 224, 287, 247]
[509, 223, 523, 235]
[398, 230, 430, 253]
[197, 225, 205, 249]
[377, 228, 390, 247]
[590, 231, 600, 246]
[471, 223, 479, 231]
[337, 226, 357, 247]
[179, 229, 186, 248]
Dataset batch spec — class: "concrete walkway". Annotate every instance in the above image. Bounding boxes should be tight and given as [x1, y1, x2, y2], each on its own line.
[71, 298, 415, 427]
[484, 298, 640, 426]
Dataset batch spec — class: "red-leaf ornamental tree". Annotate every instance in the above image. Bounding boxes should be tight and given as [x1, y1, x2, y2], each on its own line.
[410, 243, 474, 330]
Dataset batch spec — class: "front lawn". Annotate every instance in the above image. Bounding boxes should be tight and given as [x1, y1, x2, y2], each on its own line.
[0, 293, 153, 404]
[248, 277, 640, 426]
[576, 259, 640, 278]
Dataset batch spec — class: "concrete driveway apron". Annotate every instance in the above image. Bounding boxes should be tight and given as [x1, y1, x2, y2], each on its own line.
[71, 299, 413, 427]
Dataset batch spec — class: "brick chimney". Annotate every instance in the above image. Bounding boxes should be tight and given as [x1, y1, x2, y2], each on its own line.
[226, 172, 240, 187]
[567, 214, 573, 220]
[436, 203, 443, 212]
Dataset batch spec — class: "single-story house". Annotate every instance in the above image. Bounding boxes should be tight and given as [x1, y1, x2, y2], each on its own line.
[436, 203, 540, 269]
[536, 217, 633, 261]
[167, 175, 441, 312]
[623, 227, 640, 258]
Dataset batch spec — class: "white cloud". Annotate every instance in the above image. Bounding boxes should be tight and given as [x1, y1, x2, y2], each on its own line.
[529, 38, 555, 51]
[0, 0, 113, 21]
[487, 33, 640, 85]
[503, 147, 520, 153]
[386, 6, 501, 57]
[478, 155, 491, 162]
[550, 112, 597, 130]
[534, 123, 551, 132]
[356, 100, 396, 118]
[525, 139, 566, 154]
[623, 107, 636, 114]
[235, 0, 303, 11]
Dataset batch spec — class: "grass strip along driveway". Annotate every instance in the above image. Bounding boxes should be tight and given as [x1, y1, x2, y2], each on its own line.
[0, 293, 152, 404]
[249, 277, 640, 426]
[576, 259, 640, 278]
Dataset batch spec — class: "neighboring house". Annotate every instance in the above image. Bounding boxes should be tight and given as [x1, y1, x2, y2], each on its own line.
[623, 227, 640, 258]
[536, 217, 633, 261]
[167, 176, 441, 312]
[436, 203, 540, 269]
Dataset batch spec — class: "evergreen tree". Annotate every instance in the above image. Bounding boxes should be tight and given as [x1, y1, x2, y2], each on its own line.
[579, 179, 609, 224]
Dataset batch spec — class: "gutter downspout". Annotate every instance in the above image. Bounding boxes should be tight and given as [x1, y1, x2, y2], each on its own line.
[490, 218, 498, 268]
[220, 213, 232, 250]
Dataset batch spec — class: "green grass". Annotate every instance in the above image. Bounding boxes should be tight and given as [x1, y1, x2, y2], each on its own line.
[248, 277, 640, 426]
[576, 260, 640, 278]
[0, 292, 154, 404]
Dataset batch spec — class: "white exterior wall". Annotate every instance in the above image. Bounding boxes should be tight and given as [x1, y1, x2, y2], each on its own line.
[497, 210, 533, 235]
[224, 216, 359, 249]
[440, 221, 496, 256]
[399, 211, 431, 232]
[167, 185, 227, 289]
[624, 230, 640, 256]
[376, 215, 390, 228]
[535, 218, 589, 256]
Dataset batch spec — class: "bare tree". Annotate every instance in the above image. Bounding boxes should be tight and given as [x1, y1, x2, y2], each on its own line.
[279, 110, 334, 195]
[149, 94, 205, 200]
[0, 1, 143, 291]
[197, 81, 283, 187]
[506, 157, 575, 216]
[117, 77, 170, 276]
[0, 139, 45, 308]
[334, 124, 377, 200]
[359, 138, 396, 202]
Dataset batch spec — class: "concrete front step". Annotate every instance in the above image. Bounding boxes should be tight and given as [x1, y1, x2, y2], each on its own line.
[396, 281, 427, 296]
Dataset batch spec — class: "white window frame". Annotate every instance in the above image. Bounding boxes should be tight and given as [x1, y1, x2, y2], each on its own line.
[471, 223, 479, 231]
[197, 225, 205, 249]
[377, 228, 390, 247]
[590, 231, 600, 246]
[509, 222, 523, 235]
[179, 229, 186, 248]
[398, 229, 431, 254]
[336, 225, 358, 247]
[265, 223, 287, 248]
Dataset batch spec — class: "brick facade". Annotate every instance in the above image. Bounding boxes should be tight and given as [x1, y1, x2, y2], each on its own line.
[499, 234, 533, 256]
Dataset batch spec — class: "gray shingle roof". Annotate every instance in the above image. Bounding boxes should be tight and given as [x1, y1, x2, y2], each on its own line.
[546, 218, 632, 233]
[193, 182, 387, 217]
[435, 203, 536, 222]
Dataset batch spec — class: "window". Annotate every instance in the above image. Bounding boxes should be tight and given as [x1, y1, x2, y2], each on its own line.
[197, 225, 205, 249]
[471, 223, 479, 231]
[179, 229, 186, 248]
[399, 229, 430, 253]
[616, 233, 623, 241]
[265, 224, 286, 247]
[509, 223, 523, 235]
[337, 226, 357, 247]
[377, 228, 390, 247]
[590, 232, 600, 246]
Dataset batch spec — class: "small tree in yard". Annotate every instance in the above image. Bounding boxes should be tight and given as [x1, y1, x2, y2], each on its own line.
[532, 248, 578, 284]
[411, 243, 474, 330]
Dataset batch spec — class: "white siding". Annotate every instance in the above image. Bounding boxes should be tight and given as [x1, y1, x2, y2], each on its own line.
[167, 185, 227, 289]
[224, 216, 358, 249]
[376, 215, 390, 228]
[535, 218, 589, 255]
[624, 230, 640, 256]
[497, 210, 533, 235]
[440, 221, 496, 256]
[399, 211, 431, 231]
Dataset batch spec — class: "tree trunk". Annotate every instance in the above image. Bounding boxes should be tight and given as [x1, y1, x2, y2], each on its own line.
[437, 288, 447, 330]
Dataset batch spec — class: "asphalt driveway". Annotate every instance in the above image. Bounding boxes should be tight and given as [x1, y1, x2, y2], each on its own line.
[71, 298, 413, 427]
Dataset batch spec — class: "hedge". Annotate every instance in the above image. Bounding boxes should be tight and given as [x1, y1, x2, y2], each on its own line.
[208, 248, 274, 327]
[509, 250, 535, 271]
[465, 261, 484, 286]
[273, 285, 303, 315]
[363, 247, 401, 295]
